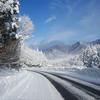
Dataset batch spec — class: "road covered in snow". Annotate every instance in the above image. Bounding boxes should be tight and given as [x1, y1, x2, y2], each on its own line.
[0, 67, 100, 100]
[0, 68, 63, 100]
[28, 69, 100, 100]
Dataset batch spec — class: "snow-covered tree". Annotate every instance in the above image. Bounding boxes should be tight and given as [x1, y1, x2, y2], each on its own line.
[68, 55, 83, 66]
[0, 0, 35, 70]
[17, 15, 34, 41]
[91, 53, 100, 68]
[0, 0, 19, 40]
[83, 45, 100, 68]
[20, 43, 47, 67]
[83, 46, 92, 67]
[0, 0, 20, 66]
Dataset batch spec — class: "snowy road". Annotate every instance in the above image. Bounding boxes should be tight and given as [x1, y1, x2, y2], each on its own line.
[16, 72, 63, 100]
[0, 70, 63, 100]
[28, 70, 100, 100]
[1, 69, 100, 100]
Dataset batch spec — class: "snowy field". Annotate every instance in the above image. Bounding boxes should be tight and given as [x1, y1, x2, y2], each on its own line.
[0, 67, 63, 100]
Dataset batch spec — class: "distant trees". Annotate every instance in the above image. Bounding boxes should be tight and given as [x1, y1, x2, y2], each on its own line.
[50, 44, 100, 69]
[21, 43, 47, 67]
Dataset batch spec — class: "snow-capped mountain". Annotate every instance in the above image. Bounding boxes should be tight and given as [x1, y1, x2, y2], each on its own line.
[44, 39, 100, 60]
[68, 41, 87, 55]
[43, 45, 70, 59]
[91, 39, 100, 45]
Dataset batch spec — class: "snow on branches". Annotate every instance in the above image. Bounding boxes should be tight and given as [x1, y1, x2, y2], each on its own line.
[48, 44, 100, 69]
[0, 0, 19, 40]
[20, 43, 47, 67]
[17, 15, 34, 41]
[0, 0, 35, 69]
[0, 0, 19, 14]
[0, 0, 20, 66]
[83, 45, 100, 68]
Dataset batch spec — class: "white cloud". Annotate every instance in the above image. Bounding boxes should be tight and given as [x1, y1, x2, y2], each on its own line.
[82, 34, 97, 42]
[29, 39, 66, 51]
[44, 16, 56, 23]
[28, 30, 78, 50]
[79, 10, 100, 33]
[79, 14, 94, 28]
[52, 2, 63, 8]
[50, 0, 80, 16]
[66, 0, 80, 16]
[79, 0, 100, 26]
[47, 31, 78, 42]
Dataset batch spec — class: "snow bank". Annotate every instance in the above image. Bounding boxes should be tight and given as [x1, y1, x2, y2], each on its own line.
[0, 68, 32, 100]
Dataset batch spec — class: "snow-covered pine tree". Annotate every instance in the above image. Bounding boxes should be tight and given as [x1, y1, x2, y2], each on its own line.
[83, 46, 92, 67]
[0, 0, 20, 67]
[0, 0, 19, 40]
[91, 53, 100, 68]
[90, 46, 100, 68]
[83, 45, 100, 68]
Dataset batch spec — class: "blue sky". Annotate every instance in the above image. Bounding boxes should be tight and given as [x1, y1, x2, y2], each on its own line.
[18, 0, 100, 50]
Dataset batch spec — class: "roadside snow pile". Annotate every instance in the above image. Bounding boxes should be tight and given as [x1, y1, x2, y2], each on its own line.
[0, 67, 19, 76]
[0, 67, 32, 100]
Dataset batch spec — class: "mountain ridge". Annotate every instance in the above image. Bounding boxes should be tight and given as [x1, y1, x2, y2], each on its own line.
[43, 39, 100, 60]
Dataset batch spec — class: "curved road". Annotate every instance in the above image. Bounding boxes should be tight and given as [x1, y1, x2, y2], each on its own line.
[28, 70, 100, 100]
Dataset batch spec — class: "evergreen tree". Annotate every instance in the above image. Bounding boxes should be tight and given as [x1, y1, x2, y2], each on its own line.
[0, 0, 20, 67]
[0, 0, 19, 42]
[83, 45, 100, 68]
[83, 46, 92, 67]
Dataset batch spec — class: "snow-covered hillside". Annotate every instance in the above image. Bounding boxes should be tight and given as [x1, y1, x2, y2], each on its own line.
[43, 45, 69, 59]
[44, 39, 100, 60]
[68, 41, 86, 55]
[44, 39, 100, 69]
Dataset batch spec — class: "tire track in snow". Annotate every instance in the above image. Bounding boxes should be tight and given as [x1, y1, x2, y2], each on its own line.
[42, 72, 100, 100]
[30, 70, 99, 100]
[31, 71, 78, 100]
[47, 72, 100, 98]
[32, 72, 63, 100]
[18, 75, 34, 99]
[45, 73, 63, 100]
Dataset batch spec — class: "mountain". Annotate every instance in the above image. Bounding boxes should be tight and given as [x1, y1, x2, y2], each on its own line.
[44, 39, 100, 60]
[91, 39, 100, 45]
[68, 41, 87, 55]
[43, 45, 70, 59]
